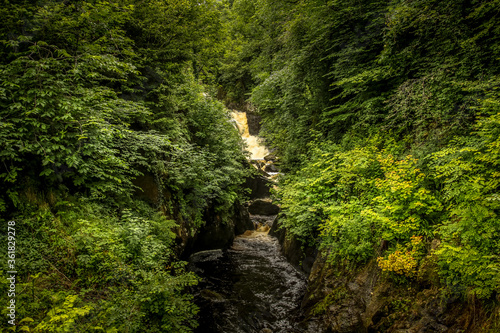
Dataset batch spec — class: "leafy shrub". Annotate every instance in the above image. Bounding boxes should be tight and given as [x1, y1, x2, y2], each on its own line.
[366, 154, 442, 242]
[0, 199, 200, 332]
[377, 236, 425, 279]
[429, 111, 500, 299]
[34, 295, 94, 332]
[278, 144, 380, 247]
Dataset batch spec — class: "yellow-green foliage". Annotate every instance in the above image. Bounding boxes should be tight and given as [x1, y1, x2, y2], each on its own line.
[365, 155, 442, 242]
[279, 112, 500, 299]
[377, 236, 424, 278]
[34, 295, 93, 332]
[280, 143, 439, 264]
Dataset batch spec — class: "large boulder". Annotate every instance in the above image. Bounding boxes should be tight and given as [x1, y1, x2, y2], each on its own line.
[244, 174, 271, 199]
[298, 248, 489, 332]
[233, 203, 254, 235]
[263, 153, 277, 162]
[264, 163, 278, 173]
[181, 203, 254, 257]
[248, 199, 280, 215]
[189, 208, 235, 253]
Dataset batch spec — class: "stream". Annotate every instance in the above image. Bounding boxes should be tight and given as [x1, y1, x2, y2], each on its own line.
[188, 230, 307, 333]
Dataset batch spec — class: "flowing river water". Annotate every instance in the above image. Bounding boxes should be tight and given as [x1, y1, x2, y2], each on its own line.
[189, 230, 307, 333]
[188, 110, 308, 333]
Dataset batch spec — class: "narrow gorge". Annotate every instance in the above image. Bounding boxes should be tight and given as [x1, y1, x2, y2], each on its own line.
[187, 110, 309, 333]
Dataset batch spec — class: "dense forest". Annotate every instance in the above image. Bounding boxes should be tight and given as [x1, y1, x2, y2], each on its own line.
[1, 0, 500, 332]
[0, 1, 248, 331]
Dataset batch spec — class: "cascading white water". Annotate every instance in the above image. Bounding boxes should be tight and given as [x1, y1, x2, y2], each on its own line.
[231, 110, 269, 160]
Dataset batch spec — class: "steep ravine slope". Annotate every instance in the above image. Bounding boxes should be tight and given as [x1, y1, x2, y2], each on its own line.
[270, 221, 499, 333]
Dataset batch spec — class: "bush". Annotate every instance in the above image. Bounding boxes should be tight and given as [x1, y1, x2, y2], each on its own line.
[0, 199, 199, 332]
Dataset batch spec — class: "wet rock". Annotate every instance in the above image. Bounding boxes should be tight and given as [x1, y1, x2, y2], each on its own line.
[328, 301, 364, 332]
[246, 111, 262, 136]
[264, 163, 278, 173]
[190, 209, 235, 253]
[250, 214, 277, 227]
[233, 203, 254, 235]
[269, 216, 317, 274]
[264, 153, 277, 161]
[257, 224, 270, 232]
[258, 168, 271, 177]
[268, 218, 283, 240]
[245, 174, 271, 199]
[183, 202, 254, 256]
[301, 257, 381, 333]
[300, 251, 489, 333]
[200, 289, 224, 302]
[251, 159, 267, 170]
[200, 289, 225, 302]
[248, 199, 280, 215]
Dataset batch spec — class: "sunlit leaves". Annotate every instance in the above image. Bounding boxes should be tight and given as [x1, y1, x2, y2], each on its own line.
[370, 154, 441, 241]
[429, 112, 500, 298]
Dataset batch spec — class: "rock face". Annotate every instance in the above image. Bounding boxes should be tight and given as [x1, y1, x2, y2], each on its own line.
[267, 215, 494, 333]
[185, 203, 254, 255]
[246, 111, 262, 136]
[233, 202, 255, 235]
[296, 252, 494, 333]
[244, 174, 272, 199]
[269, 216, 317, 274]
[132, 172, 161, 205]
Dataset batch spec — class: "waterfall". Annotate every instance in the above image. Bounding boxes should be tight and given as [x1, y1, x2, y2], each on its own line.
[231, 110, 270, 160]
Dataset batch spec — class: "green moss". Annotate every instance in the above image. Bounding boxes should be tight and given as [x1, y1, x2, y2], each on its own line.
[311, 287, 348, 316]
